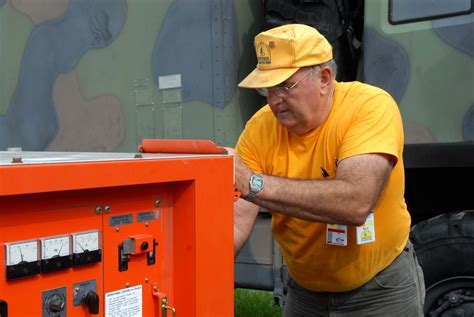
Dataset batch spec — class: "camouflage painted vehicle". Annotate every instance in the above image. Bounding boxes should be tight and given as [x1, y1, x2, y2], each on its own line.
[363, 2, 474, 315]
[1, 0, 473, 315]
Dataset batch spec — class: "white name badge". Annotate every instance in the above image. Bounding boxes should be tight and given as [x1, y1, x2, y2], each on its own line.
[356, 212, 375, 245]
[326, 224, 347, 246]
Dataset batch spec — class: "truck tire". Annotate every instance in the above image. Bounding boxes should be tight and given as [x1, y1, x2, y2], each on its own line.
[410, 210, 474, 317]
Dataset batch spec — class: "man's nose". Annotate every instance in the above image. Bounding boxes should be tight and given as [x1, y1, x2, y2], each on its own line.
[267, 90, 283, 105]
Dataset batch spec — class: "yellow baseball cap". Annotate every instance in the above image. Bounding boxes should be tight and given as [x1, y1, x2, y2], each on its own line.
[238, 24, 333, 89]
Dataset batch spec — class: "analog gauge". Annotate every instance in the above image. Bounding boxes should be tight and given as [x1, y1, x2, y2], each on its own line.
[73, 231, 100, 253]
[41, 235, 71, 260]
[5, 239, 39, 266]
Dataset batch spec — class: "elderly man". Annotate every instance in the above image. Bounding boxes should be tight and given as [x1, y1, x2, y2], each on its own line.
[231, 24, 425, 316]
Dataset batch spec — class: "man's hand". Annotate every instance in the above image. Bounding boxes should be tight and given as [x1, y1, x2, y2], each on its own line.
[225, 147, 253, 199]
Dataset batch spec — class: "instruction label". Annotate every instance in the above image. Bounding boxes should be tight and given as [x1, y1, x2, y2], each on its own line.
[105, 285, 142, 317]
[109, 214, 133, 226]
[137, 210, 160, 223]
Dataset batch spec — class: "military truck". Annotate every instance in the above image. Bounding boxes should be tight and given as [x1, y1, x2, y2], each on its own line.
[1, 0, 473, 315]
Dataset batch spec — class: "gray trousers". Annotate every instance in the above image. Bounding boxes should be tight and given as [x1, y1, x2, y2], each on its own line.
[283, 241, 425, 317]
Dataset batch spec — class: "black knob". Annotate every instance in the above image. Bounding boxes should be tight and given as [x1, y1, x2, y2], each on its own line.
[82, 291, 99, 315]
[140, 241, 149, 251]
[47, 295, 65, 313]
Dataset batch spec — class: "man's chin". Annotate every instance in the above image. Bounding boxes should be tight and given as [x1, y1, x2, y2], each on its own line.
[277, 120, 297, 131]
[277, 112, 294, 123]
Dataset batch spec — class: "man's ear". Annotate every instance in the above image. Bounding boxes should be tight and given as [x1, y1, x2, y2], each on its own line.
[320, 66, 332, 87]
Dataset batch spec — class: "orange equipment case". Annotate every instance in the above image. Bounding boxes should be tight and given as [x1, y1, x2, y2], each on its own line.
[0, 149, 234, 316]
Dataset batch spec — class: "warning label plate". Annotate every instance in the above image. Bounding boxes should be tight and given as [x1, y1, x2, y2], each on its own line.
[105, 285, 142, 317]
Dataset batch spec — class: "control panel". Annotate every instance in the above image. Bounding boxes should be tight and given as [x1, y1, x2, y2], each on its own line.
[0, 197, 164, 316]
[0, 150, 234, 316]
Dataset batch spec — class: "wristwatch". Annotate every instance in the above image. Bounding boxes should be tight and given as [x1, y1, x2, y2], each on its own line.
[246, 173, 264, 201]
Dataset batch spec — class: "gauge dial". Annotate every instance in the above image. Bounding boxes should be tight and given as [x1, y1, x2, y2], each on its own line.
[5, 240, 39, 266]
[73, 231, 100, 253]
[41, 235, 71, 260]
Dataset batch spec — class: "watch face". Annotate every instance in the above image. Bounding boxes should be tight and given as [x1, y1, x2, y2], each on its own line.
[250, 174, 264, 193]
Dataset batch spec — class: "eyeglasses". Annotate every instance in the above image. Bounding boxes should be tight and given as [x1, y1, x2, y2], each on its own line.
[256, 67, 315, 98]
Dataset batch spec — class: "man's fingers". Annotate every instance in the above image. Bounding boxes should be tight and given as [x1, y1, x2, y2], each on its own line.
[224, 147, 236, 155]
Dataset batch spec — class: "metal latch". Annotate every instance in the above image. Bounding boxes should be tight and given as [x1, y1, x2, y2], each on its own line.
[152, 284, 176, 317]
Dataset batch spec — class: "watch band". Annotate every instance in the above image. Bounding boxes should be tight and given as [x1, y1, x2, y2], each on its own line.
[245, 191, 257, 201]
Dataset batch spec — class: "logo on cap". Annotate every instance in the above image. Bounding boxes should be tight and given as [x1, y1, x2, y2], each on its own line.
[256, 42, 271, 65]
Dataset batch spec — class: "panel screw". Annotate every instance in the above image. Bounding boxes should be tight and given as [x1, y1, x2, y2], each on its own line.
[104, 205, 111, 214]
[95, 206, 102, 215]
[115, 227, 120, 232]
[155, 199, 161, 207]
[125, 282, 130, 288]
[145, 277, 149, 283]
[145, 222, 149, 228]
[153, 285, 159, 292]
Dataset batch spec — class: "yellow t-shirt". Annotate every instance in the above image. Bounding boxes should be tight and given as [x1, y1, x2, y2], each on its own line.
[236, 81, 411, 292]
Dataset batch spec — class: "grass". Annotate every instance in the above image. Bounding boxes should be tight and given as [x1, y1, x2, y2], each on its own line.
[234, 288, 283, 317]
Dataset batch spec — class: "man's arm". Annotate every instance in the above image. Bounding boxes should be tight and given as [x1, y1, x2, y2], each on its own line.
[234, 152, 394, 226]
[226, 147, 260, 256]
[234, 198, 260, 257]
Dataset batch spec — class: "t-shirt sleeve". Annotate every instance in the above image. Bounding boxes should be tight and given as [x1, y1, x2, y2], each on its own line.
[338, 94, 404, 166]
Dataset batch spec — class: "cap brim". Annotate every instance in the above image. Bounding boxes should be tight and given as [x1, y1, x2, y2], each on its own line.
[238, 67, 300, 88]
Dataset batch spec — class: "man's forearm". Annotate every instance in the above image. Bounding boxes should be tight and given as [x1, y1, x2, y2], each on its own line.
[234, 226, 249, 257]
[249, 175, 370, 225]
[234, 153, 392, 227]
[233, 199, 260, 257]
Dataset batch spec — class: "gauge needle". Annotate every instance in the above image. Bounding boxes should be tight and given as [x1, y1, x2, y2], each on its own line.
[57, 242, 64, 256]
[78, 242, 84, 251]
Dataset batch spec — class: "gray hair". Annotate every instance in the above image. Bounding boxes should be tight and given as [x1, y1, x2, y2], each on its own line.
[321, 59, 338, 77]
[304, 59, 338, 80]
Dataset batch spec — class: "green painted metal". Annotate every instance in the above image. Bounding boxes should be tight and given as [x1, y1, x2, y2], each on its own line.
[364, 0, 473, 144]
[0, 0, 263, 151]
